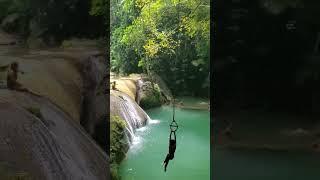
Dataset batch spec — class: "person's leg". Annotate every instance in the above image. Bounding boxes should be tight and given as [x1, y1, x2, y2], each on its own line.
[164, 154, 170, 164]
[163, 154, 170, 171]
[164, 160, 169, 172]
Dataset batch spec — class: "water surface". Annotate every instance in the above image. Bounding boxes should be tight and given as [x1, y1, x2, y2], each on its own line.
[119, 105, 210, 180]
[213, 148, 320, 180]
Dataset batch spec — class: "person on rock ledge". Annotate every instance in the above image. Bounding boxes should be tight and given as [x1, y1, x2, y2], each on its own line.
[111, 81, 117, 90]
[7, 62, 40, 96]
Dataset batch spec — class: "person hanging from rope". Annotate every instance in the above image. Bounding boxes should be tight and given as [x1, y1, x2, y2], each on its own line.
[163, 130, 176, 172]
[7, 62, 27, 91]
[163, 99, 178, 172]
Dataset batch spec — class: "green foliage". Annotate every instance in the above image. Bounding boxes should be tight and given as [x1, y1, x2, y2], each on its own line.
[110, 115, 128, 180]
[110, 163, 120, 180]
[0, 0, 105, 43]
[111, 0, 210, 96]
[110, 115, 127, 164]
[110, 0, 146, 74]
[0, 0, 11, 20]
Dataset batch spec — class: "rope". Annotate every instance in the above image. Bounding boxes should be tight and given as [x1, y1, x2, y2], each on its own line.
[169, 98, 178, 132]
[168, 0, 180, 133]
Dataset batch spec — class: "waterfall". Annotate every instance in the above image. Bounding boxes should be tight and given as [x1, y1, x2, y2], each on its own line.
[110, 91, 150, 144]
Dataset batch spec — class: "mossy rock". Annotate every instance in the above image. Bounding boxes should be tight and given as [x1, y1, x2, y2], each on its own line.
[110, 115, 128, 180]
[110, 115, 128, 164]
[139, 82, 162, 109]
[110, 163, 120, 180]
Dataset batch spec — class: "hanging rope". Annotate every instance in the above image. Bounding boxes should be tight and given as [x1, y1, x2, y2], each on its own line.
[162, 0, 181, 172]
[169, 98, 178, 132]
[163, 98, 178, 172]
[170, 0, 179, 136]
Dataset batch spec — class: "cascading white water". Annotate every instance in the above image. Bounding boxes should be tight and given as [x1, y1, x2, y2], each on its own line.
[110, 91, 151, 145]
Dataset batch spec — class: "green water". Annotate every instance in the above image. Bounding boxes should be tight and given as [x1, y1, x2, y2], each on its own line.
[119, 106, 210, 180]
[213, 148, 320, 180]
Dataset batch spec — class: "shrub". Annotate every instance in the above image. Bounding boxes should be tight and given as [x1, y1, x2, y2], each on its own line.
[110, 163, 120, 180]
[110, 115, 127, 163]
[110, 115, 128, 180]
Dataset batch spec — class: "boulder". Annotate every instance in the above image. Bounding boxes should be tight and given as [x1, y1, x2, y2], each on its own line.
[138, 80, 162, 109]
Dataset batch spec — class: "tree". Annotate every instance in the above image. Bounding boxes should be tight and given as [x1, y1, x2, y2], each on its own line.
[111, 0, 210, 96]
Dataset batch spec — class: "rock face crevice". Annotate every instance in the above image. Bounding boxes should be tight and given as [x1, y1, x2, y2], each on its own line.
[79, 52, 109, 152]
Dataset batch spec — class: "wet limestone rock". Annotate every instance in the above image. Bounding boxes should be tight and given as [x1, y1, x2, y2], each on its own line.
[0, 90, 109, 180]
[110, 78, 137, 100]
[110, 90, 149, 129]
[79, 52, 108, 148]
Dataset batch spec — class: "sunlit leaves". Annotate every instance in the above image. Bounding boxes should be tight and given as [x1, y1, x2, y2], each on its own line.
[138, 58, 145, 67]
[143, 38, 160, 57]
[111, 0, 210, 94]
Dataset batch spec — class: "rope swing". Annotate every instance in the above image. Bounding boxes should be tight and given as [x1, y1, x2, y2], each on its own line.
[170, 99, 179, 133]
[162, 0, 182, 172]
[163, 98, 178, 172]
